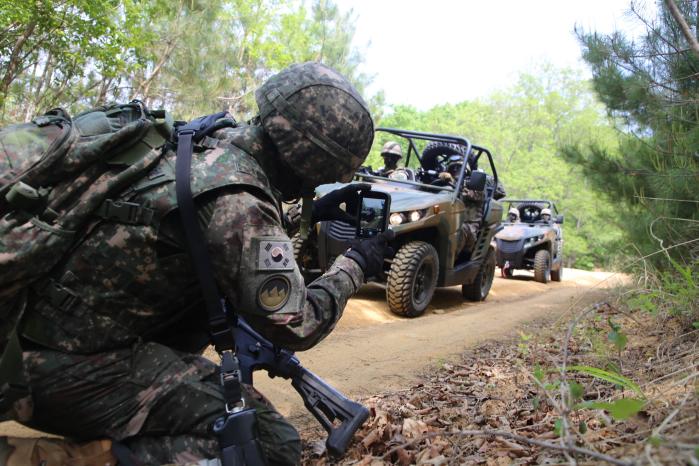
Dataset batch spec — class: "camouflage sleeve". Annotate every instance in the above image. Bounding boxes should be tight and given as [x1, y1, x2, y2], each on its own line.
[204, 189, 364, 351]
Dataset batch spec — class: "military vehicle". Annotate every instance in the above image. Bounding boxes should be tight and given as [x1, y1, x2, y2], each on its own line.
[494, 199, 564, 283]
[299, 128, 504, 317]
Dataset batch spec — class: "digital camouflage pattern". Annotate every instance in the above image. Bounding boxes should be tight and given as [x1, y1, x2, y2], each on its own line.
[256, 62, 374, 185]
[10, 121, 365, 465]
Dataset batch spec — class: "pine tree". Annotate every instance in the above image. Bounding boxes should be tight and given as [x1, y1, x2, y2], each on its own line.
[564, 0, 699, 266]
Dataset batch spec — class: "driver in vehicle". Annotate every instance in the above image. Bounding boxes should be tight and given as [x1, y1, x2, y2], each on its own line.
[507, 207, 520, 223]
[375, 141, 403, 176]
[540, 208, 552, 223]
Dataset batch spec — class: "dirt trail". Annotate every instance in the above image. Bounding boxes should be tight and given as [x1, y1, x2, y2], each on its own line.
[0, 268, 625, 437]
[255, 268, 626, 424]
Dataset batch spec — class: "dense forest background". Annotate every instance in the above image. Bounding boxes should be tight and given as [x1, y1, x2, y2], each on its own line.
[1, 0, 697, 271]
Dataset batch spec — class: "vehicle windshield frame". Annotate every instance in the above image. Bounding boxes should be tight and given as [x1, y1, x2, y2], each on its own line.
[356, 128, 499, 203]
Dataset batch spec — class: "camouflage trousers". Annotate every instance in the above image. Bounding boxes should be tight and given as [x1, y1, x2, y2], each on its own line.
[11, 341, 301, 465]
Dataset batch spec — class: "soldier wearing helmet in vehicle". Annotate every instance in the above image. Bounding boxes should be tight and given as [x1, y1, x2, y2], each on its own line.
[375, 141, 403, 177]
[1, 63, 391, 466]
[540, 207, 552, 223]
[507, 207, 520, 223]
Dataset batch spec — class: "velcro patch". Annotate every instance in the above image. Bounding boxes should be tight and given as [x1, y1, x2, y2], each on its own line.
[257, 239, 294, 271]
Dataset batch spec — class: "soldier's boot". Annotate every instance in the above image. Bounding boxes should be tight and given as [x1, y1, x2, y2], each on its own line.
[0, 436, 117, 466]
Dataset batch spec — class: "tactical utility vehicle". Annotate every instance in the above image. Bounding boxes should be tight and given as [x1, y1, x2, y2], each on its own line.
[494, 199, 563, 283]
[299, 128, 504, 317]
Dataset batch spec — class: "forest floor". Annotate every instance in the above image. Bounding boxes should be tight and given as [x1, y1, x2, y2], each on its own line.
[298, 272, 699, 465]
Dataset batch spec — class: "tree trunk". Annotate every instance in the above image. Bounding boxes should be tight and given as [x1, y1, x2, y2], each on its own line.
[0, 21, 37, 100]
[664, 0, 699, 60]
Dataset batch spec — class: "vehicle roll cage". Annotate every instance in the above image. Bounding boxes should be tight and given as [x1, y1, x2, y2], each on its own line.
[505, 199, 558, 215]
[355, 128, 499, 203]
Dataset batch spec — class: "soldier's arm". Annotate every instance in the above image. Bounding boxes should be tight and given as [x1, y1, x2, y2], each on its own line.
[204, 189, 364, 351]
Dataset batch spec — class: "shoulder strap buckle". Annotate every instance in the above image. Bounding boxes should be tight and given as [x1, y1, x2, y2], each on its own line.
[96, 199, 154, 225]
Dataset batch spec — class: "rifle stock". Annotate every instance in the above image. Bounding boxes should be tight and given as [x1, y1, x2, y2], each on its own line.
[232, 317, 368, 456]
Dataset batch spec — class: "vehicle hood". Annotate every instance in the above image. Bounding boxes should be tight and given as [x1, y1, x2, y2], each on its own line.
[495, 224, 549, 241]
[316, 182, 453, 212]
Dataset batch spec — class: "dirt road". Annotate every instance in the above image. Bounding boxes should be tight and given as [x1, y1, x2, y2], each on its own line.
[0, 267, 625, 437]
[256, 268, 626, 425]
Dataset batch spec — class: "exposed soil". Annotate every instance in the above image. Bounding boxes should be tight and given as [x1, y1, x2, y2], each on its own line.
[255, 268, 626, 425]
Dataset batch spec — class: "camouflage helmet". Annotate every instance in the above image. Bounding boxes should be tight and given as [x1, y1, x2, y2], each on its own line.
[381, 141, 402, 159]
[256, 62, 374, 186]
[508, 207, 520, 217]
[540, 208, 552, 219]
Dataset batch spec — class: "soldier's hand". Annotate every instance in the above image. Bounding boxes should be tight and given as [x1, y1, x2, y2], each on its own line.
[312, 183, 371, 225]
[344, 229, 395, 279]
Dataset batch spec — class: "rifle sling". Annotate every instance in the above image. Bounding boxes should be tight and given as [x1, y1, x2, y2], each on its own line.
[175, 128, 242, 408]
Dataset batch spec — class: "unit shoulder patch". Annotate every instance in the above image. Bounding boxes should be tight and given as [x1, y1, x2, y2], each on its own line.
[257, 275, 291, 311]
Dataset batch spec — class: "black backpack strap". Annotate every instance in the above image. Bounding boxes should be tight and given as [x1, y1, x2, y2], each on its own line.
[175, 128, 235, 352]
[0, 331, 29, 413]
[175, 117, 243, 411]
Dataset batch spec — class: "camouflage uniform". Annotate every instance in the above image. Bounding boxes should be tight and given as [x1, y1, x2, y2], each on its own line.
[10, 123, 365, 465]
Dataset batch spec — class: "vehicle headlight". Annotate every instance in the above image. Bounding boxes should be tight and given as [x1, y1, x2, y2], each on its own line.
[389, 212, 404, 226]
[409, 210, 421, 222]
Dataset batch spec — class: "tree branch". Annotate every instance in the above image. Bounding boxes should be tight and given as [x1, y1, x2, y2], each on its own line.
[664, 0, 699, 60]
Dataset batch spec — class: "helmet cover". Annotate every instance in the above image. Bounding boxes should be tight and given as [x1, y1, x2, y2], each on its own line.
[381, 141, 402, 158]
[256, 62, 374, 186]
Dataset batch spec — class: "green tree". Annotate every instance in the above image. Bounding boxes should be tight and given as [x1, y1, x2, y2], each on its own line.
[374, 67, 622, 269]
[0, 0, 128, 120]
[565, 0, 699, 267]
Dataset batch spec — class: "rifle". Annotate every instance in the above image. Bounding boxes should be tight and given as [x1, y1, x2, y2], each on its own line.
[230, 315, 369, 457]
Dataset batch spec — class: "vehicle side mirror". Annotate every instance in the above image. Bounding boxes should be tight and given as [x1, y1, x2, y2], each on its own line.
[555, 214, 564, 224]
[465, 171, 487, 191]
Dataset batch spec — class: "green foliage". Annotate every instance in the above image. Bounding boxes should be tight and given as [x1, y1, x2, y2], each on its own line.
[567, 365, 644, 398]
[578, 398, 646, 421]
[372, 67, 622, 268]
[0, 0, 373, 122]
[628, 258, 698, 324]
[607, 318, 628, 352]
[563, 0, 699, 268]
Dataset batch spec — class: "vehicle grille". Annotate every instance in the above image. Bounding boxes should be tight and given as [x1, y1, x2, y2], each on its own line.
[498, 239, 523, 253]
[326, 221, 355, 241]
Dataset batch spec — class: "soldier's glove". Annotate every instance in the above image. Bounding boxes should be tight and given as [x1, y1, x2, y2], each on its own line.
[312, 183, 371, 225]
[344, 230, 395, 279]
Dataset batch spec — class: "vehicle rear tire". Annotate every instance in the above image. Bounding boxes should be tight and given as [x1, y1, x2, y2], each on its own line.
[462, 248, 496, 301]
[550, 265, 562, 282]
[534, 249, 551, 283]
[386, 241, 439, 317]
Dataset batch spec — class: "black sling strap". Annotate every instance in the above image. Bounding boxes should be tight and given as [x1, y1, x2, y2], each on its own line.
[174, 114, 243, 409]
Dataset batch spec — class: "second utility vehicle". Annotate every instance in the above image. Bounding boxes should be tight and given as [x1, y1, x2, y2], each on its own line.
[494, 199, 564, 283]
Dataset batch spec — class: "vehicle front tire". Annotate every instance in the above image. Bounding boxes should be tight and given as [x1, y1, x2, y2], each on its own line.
[386, 241, 439, 317]
[550, 264, 562, 282]
[534, 249, 551, 283]
[462, 248, 496, 301]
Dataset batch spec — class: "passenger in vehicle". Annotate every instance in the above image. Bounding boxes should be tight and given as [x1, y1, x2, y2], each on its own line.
[375, 141, 403, 176]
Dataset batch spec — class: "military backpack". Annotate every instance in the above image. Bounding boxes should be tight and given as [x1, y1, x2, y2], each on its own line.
[0, 101, 174, 351]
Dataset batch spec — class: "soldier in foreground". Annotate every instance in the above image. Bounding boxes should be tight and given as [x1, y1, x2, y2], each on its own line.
[0, 63, 389, 465]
